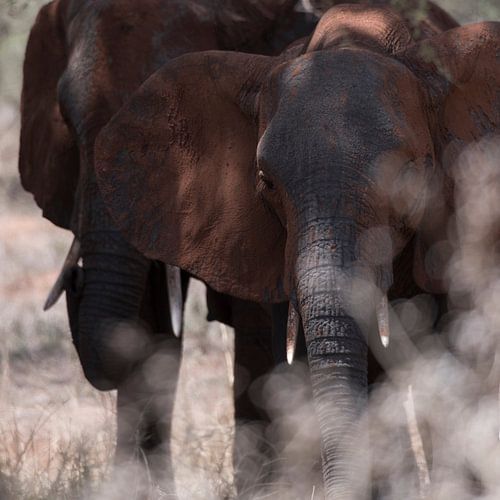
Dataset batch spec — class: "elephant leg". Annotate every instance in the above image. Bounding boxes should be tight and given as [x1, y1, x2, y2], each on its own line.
[232, 327, 275, 498]
[113, 263, 187, 493]
[115, 336, 181, 494]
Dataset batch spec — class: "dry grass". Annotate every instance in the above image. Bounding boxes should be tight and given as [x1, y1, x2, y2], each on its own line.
[0, 90, 236, 498]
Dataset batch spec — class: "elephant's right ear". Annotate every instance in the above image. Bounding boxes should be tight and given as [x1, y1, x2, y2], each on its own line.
[96, 51, 286, 303]
[19, 0, 78, 229]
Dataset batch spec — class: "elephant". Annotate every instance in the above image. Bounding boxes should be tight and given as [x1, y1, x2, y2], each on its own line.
[304, 0, 458, 38]
[94, 2, 499, 497]
[18, 0, 318, 492]
[309, 0, 457, 31]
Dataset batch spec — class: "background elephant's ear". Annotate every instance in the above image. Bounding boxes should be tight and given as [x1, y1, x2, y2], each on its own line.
[96, 51, 286, 303]
[405, 22, 500, 150]
[401, 22, 500, 293]
[19, 0, 78, 229]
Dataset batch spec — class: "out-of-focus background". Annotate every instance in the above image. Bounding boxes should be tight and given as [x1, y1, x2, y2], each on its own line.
[1, 1, 499, 499]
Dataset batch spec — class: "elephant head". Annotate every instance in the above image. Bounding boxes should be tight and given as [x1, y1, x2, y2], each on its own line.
[18, 0, 307, 391]
[306, 0, 458, 37]
[95, 4, 500, 494]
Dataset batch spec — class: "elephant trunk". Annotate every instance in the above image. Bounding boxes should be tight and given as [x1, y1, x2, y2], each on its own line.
[295, 218, 370, 499]
[75, 231, 150, 391]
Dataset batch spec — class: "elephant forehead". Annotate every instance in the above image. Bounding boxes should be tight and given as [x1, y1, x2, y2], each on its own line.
[259, 73, 398, 167]
[278, 50, 398, 95]
[258, 50, 427, 172]
[279, 50, 421, 122]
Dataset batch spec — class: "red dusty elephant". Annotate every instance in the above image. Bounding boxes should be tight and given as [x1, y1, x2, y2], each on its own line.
[95, 3, 500, 498]
[306, 0, 458, 38]
[18, 0, 316, 492]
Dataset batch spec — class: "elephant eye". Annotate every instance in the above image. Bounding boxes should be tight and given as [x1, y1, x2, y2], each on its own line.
[258, 170, 275, 191]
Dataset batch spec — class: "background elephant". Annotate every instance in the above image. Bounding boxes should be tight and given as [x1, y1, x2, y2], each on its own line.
[305, 0, 458, 38]
[95, 2, 499, 497]
[18, 0, 317, 492]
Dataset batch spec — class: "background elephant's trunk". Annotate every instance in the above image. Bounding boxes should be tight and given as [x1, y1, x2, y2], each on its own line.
[295, 217, 370, 499]
[75, 231, 150, 391]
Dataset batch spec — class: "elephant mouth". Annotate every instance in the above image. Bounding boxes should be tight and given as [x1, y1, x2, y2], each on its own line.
[43, 237, 184, 339]
[43, 235, 184, 391]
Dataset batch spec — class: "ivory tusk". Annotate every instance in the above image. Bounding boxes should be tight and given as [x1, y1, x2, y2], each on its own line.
[43, 237, 81, 311]
[166, 265, 183, 338]
[287, 303, 300, 365]
[376, 295, 390, 348]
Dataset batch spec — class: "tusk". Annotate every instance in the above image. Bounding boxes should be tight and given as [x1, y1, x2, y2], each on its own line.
[166, 265, 183, 338]
[287, 303, 300, 365]
[43, 237, 81, 311]
[377, 295, 390, 348]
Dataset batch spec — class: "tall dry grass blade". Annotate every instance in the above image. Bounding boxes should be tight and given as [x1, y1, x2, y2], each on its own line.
[404, 384, 430, 499]
[220, 323, 234, 386]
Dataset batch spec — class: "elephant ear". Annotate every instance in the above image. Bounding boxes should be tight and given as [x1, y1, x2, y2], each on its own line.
[95, 51, 286, 303]
[402, 22, 500, 293]
[19, 0, 78, 229]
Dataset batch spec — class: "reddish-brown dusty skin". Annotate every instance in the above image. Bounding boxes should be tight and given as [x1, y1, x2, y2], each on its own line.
[402, 23, 500, 292]
[306, 0, 458, 54]
[306, 4, 414, 53]
[97, 53, 287, 302]
[309, 0, 458, 37]
[19, 0, 79, 229]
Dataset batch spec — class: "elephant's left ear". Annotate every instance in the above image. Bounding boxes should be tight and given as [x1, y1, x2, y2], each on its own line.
[95, 51, 287, 303]
[401, 22, 500, 293]
[19, 1, 79, 229]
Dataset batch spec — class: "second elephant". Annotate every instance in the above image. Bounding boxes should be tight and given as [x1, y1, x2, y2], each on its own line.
[18, 0, 316, 492]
